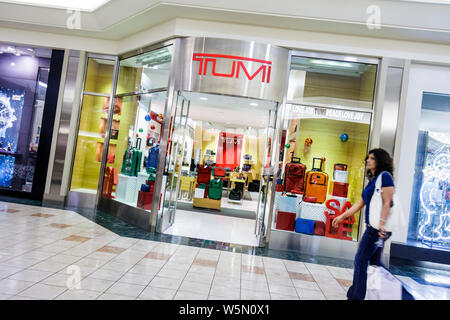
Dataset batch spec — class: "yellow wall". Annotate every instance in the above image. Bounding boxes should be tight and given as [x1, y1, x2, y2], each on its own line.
[71, 60, 141, 191]
[293, 118, 370, 240]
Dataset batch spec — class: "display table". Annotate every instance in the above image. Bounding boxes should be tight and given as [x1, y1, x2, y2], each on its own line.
[193, 197, 221, 210]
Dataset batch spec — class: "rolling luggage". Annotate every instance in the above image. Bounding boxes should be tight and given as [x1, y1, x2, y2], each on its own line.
[332, 181, 349, 198]
[213, 166, 225, 177]
[276, 211, 296, 231]
[229, 189, 242, 201]
[304, 158, 328, 203]
[314, 220, 326, 236]
[209, 179, 223, 200]
[147, 144, 159, 170]
[197, 165, 212, 184]
[284, 153, 306, 194]
[248, 180, 261, 192]
[121, 138, 142, 177]
[333, 163, 348, 183]
[294, 218, 315, 234]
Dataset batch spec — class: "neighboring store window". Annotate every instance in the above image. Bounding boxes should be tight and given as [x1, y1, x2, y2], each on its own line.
[274, 55, 377, 241]
[0, 45, 51, 192]
[409, 92, 450, 249]
[70, 57, 115, 193]
[116, 46, 173, 94]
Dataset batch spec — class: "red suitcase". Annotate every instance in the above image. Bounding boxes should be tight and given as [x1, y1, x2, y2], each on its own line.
[314, 220, 326, 236]
[284, 153, 306, 194]
[213, 167, 226, 177]
[276, 211, 296, 231]
[197, 165, 212, 184]
[332, 182, 349, 198]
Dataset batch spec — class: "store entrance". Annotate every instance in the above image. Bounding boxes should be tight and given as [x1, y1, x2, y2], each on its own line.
[159, 91, 278, 246]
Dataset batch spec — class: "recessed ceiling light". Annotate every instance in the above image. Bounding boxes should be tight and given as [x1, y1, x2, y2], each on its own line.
[10, 62, 15, 66]
[200, 97, 208, 101]
[15, 52, 21, 56]
[250, 102, 258, 106]
[0, 0, 111, 12]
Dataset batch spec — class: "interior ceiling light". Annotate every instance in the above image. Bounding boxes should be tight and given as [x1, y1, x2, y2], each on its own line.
[0, 0, 111, 12]
[199, 97, 208, 101]
[250, 102, 259, 106]
[310, 59, 353, 68]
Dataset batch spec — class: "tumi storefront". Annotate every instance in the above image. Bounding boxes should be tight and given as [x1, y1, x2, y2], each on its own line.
[66, 36, 380, 259]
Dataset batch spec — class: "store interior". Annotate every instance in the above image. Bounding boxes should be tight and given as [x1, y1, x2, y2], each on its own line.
[161, 92, 277, 246]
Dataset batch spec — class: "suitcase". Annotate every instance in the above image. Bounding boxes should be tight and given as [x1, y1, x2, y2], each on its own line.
[284, 153, 306, 194]
[121, 138, 142, 177]
[248, 180, 261, 192]
[304, 158, 328, 203]
[229, 189, 242, 201]
[208, 179, 223, 200]
[276, 211, 296, 231]
[294, 218, 315, 234]
[197, 166, 212, 184]
[332, 182, 349, 198]
[147, 144, 159, 170]
[333, 163, 348, 183]
[314, 220, 326, 236]
[213, 167, 225, 177]
[278, 195, 297, 213]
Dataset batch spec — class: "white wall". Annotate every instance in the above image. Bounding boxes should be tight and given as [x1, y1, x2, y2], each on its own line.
[394, 63, 450, 243]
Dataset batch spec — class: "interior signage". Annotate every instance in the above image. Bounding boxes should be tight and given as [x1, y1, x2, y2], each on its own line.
[192, 53, 272, 83]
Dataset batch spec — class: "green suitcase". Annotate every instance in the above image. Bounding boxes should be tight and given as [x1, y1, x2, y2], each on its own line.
[121, 138, 142, 177]
[208, 179, 223, 200]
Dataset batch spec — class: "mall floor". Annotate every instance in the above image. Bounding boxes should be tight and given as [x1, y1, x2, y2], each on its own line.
[0, 198, 448, 300]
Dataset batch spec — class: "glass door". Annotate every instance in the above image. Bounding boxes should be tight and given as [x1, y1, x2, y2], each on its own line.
[254, 107, 278, 244]
[159, 92, 190, 232]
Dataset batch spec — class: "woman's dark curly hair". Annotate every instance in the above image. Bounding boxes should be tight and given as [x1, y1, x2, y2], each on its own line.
[365, 148, 394, 179]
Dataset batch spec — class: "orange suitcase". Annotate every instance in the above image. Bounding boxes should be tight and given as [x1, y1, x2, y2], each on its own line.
[303, 158, 328, 203]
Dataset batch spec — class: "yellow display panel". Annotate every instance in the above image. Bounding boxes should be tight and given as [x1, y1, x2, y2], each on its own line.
[292, 118, 370, 240]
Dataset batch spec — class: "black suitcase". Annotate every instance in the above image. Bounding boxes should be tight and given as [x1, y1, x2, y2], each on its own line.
[229, 189, 242, 201]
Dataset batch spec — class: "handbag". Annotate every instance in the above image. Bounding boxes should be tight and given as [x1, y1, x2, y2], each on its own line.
[369, 171, 406, 232]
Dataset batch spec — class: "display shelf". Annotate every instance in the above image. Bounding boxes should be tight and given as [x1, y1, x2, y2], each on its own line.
[77, 133, 117, 145]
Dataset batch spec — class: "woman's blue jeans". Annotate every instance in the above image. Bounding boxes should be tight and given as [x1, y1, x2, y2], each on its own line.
[346, 225, 392, 300]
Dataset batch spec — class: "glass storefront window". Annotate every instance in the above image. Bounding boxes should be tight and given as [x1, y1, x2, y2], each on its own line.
[409, 92, 450, 249]
[116, 46, 173, 95]
[101, 91, 166, 209]
[273, 104, 372, 241]
[83, 58, 115, 94]
[70, 57, 116, 193]
[288, 56, 377, 110]
[0, 45, 51, 193]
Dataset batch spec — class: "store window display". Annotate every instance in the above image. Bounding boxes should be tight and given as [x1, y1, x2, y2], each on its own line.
[0, 44, 51, 193]
[101, 92, 166, 209]
[98, 45, 173, 211]
[273, 56, 377, 241]
[70, 57, 116, 193]
[409, 92, 450, 249]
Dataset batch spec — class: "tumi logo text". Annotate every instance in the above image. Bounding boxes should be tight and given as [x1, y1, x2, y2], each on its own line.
[193, 53, 272, 83]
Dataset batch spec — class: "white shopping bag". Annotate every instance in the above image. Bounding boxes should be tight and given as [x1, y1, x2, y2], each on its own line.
[366, 266, 402, 300]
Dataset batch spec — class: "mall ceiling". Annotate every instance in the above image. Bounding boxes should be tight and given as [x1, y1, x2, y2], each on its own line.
[0, 0, 449, 44]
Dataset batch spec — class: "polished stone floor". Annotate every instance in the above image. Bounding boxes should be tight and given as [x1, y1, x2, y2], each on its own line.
[0, 197, 447, 300]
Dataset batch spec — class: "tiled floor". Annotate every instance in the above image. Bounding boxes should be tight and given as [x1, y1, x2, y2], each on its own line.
[0, 200, 446, 300]
[164, 209, 259, 247]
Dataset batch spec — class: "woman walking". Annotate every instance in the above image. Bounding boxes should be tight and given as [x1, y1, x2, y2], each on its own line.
[332, 148, 395, 300]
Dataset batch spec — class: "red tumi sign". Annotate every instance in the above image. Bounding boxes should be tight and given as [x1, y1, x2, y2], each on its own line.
[192, 53, 272, 83]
